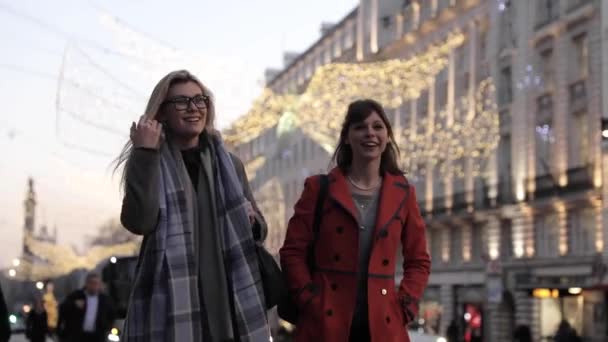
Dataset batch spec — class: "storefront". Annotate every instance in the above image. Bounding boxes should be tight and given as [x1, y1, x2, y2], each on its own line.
[515, 272, 608, 341]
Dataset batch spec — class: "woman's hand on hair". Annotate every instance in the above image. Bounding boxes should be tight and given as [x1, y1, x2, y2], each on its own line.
[131, 116, 162, 149]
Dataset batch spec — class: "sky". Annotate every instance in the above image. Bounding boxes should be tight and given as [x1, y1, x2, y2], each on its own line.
[0, 0, 358, 267]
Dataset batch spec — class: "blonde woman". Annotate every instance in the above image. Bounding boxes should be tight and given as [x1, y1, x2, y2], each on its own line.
[116, 70, 270, 342]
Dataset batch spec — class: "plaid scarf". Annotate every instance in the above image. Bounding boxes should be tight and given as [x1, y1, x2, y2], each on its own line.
[122, 134, 269, 342]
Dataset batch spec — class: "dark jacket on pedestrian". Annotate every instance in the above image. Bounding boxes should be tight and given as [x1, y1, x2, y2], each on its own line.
[0, 285, 10, 342]
[26, 309, 48, 342]
[57, 289, 115, 342]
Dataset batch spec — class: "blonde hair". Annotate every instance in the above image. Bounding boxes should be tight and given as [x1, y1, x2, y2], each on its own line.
[113, 70, 217, 190]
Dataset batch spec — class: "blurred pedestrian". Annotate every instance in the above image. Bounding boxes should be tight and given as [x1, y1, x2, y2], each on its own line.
[25, 296, 48, 342]
[446, 319, 459, 342]
[280, 99, 431, 342]
[56, 272, 114, 342]
[115, 70, 270, 342]
[0, 284, 10, 342]
[513, 324, 532, 342]
[42, 280, 58, 336]
[554, 320, 582, 342]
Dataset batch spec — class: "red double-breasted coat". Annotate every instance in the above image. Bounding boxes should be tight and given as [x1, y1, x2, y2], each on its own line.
[280, 168, 431, 342]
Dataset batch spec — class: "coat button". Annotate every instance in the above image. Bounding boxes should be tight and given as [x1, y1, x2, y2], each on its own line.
[336, 226, 344, 234]
[386, 316, 391, 323]
[326, 309, 333, 316]
[381, 289, 387, 295]
[382, 259, 389, 266]
[333, 254, 341, 262]
[331, 283, 338, 291]
[379, 230, 388, 238]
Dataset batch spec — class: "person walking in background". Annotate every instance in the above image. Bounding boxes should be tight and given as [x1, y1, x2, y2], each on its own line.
[56, 273, 115, 342]
[280, 99, 431, 342]
[513, 324, 532, 342]
[42, 280, 58, 337]
[0, 284, 10, 342]
[25, 296, 48, 342]
[554, 320, 582, 342]
[446, 319, 459, 342]
[116, 70, 269, 341]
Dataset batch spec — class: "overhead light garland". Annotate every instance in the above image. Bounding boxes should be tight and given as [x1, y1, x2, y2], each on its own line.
[223, 31, 499, 180]
[224, 32, 465, 147]
[16, 234, 140, 280]
[401, 78, 500, 178]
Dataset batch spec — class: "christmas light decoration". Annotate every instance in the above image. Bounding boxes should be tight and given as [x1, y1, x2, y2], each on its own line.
[224, 32, 465, 147]
[17, 234, 140, 280]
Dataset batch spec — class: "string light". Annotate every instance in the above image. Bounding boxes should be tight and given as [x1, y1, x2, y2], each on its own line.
[224, 32, 466, 147]
[17, 234, 140, 280]
[224, 31, 499, 180]
[244, 155, 267, 180]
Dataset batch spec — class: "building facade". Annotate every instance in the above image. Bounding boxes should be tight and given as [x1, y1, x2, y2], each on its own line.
[224, 0, 608, 341]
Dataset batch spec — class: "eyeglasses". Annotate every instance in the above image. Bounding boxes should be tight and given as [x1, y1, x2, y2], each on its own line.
[163, 94, 209, 111]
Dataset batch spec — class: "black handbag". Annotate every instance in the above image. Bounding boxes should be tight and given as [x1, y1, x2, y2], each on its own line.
[256, 243, 288, 309]
[277, 174, 329, 324]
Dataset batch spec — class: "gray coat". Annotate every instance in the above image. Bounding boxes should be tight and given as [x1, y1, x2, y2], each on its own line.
[120, 141, 267, 340]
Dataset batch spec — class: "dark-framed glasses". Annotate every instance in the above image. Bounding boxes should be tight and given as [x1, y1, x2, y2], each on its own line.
[163, 94, 209, 111]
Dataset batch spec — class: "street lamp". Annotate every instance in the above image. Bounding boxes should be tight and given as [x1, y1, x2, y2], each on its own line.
[8, 269, 16, 277]
[110, 256, 117, 264]
[12, 258, 20, 267]
[35, 281, 44, 290]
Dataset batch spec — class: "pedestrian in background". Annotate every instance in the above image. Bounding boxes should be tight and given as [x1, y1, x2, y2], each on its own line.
[280, 99, 431, 342]
[25, 296, 48, 342]
[116, 70, 270, 342]
[42, 280, 58, 338]
[56, 273, 114, 342]
[0, 284, 10, 342]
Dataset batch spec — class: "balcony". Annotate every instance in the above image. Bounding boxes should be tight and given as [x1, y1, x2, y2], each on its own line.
[452, 191, 469, 212]
[564, 165, 594, 192]
[569, 79, 587, 113]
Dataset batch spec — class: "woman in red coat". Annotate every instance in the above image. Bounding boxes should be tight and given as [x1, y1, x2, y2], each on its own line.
[280, 99, 431, 342]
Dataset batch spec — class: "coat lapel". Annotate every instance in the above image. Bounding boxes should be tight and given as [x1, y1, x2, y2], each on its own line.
[373, 173, 410, 239]
[328, 169, 359, 224]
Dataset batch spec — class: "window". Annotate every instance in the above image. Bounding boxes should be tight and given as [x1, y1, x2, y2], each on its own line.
[534, 213, 559, 258]
[567, 208, 595, 256]
[450, 227, 462, 263]
[499, 65, 513, 105]
[498, 134, 512, 203]
[572, 34, 589, 81]
[471, 224, 483, 262]
[430, 228, 442, 263]
[568, 111, 589, 168]
[500, 219, 513, 259]
[536, 0, 559, 28]
[540, 48, 554, 90]
[535, 94, 554, 176]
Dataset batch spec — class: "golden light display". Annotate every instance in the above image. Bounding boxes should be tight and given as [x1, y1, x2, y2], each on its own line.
[224, 89, 297, 145]
[16, 234, 140, 280]
[401, 78, 500, 177]
[224, 32, 465, 148]
[223, 30, 499, 180]
[244, 155, 267, 180]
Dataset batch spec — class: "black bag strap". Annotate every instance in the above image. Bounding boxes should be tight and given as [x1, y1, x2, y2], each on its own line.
[308, 174, 329, 271]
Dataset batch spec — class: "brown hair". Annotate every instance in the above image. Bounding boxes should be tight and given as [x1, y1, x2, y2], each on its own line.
[331, 99, 403, 175]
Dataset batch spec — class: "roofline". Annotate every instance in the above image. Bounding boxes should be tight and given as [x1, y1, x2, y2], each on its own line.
[267, 6, 359, 87]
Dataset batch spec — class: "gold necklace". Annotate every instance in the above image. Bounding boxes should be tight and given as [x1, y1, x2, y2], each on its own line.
[347, 175, 381, 191]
